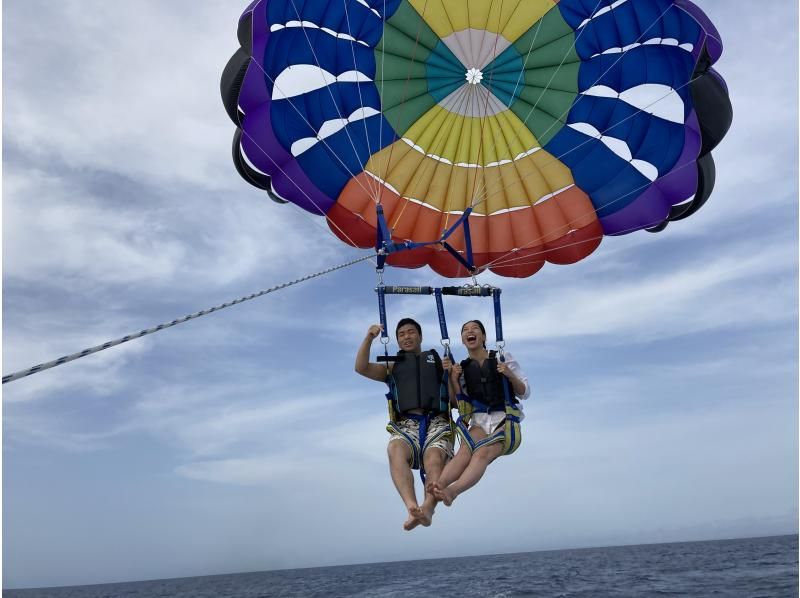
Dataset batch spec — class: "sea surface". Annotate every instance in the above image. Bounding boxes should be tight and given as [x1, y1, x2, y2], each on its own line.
[4, 535, 797, 598]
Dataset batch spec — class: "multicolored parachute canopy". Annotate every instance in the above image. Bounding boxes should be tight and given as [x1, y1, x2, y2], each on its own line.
[222, 0, 731, 277]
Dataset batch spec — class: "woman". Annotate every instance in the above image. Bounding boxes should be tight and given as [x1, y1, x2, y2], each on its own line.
[433, 320, 529, 506]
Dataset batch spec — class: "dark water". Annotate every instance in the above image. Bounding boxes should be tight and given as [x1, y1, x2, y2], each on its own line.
[5, 535, 797, 597]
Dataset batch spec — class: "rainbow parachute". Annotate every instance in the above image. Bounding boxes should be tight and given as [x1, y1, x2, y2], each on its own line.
[222, 0, 731, 277]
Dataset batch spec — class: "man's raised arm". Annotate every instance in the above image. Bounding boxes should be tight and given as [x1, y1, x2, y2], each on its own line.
[355, 324, 390, 382]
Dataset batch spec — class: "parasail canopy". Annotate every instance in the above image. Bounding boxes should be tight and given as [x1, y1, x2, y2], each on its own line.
[222, 0, 732, 278]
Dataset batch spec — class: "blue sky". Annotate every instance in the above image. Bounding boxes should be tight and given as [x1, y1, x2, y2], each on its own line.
[3, 0, 798, 590]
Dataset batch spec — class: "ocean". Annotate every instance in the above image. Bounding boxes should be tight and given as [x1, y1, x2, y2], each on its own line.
[4, 535, 797, 597]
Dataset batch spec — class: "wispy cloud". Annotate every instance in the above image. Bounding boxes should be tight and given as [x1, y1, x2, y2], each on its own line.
[503, 244, 795, 343]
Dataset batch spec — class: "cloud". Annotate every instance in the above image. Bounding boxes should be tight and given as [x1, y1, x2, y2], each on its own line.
[503, 243, 795, 343]
[175, 457, 302, 485]
[3, 1, 242, 190]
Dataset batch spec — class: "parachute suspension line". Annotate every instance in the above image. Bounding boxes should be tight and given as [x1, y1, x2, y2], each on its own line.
[478, 1, 550, 212]
[389, 73, 474, 234]
[512, 0, 605, 122]
[232, 54, 377, 253]
[2, 254, 374, 385]
[467, 1, 698, 214]
[456, 0, 507, 236]
[381, 4, 486, 242]
[238, 127, 374, 254]
[376, 0, 388, 199]
[507, 8, 549, 110]
[375, 0, 432, 208]
[527, 3, 677, 149]
[469, 69, 700, 215]
[481, 157, 701, 271]
[421, 0, 604, 243]
[467, 0, 606, 191]
[440, 89, 478, 222]
[470, 1, 677, 211]
[244, 59, 376, 202]
[381, 0, 501, 235]
[341, 0, 379, 201]
[674, 4, 722, 48]
[466, 2, 617, 210]
[376, 19, 486, 272]
[287, 0, 381, 202]
[487, 211, 684, 271]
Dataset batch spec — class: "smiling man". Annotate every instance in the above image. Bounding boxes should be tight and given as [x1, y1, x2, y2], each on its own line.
[355, 319, 454, 530]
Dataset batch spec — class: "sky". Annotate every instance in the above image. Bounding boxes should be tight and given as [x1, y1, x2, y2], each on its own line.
[2, 0, 798, 590]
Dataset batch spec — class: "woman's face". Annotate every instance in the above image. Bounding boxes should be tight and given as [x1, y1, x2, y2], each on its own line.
[461, 321, 485, 351]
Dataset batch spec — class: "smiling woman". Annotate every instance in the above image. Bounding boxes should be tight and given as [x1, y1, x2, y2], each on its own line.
[222, 0, 732, 279]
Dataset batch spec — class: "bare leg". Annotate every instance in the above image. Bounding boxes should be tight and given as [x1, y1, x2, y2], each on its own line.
[417, 448, 447, 526]
[434, 443, 472, 492]
[387, 441, 420, 530]
[437, 441, 504, 506]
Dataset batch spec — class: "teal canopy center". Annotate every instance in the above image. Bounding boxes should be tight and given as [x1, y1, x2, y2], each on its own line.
[425, 39, 525, 110]
[375, 1, 579, 144]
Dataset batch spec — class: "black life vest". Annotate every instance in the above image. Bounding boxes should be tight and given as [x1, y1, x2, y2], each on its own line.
[460, 351, 511, 411]
[390, 350, 446, 414]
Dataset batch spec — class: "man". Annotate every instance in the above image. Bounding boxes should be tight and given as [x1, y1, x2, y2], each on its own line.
[355, 318, 453, 530]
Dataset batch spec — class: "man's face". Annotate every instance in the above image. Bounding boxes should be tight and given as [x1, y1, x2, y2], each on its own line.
[397, 324, 422, 353]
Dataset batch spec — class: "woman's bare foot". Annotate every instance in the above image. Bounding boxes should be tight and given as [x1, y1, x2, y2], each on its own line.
[433, 484, 457, 506]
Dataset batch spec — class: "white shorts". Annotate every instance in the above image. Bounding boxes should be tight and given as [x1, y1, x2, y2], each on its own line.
[469, 411, 507, 435]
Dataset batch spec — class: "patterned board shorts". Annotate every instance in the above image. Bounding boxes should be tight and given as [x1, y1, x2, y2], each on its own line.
[387, 413, 454, 467]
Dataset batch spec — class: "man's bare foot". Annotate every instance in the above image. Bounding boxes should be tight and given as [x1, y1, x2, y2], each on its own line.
[418, 503, 434, 527]
[433, 484, 457, 506]
[403, 506, 423, 531]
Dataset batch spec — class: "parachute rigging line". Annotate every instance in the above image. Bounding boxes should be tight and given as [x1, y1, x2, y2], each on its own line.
[2, 254, 373, 385]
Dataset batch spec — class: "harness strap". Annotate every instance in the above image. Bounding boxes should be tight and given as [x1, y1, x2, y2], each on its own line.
[440, 242, 474, 273]
[376, 286, 389, 346]
[492, 288, 504, 345]
[375, 205, 475, 273]
[434, 288, 449, 343]
[498, 353, 513, 408]
[375, 205, 392, 271]
[404, 412, 432, 484]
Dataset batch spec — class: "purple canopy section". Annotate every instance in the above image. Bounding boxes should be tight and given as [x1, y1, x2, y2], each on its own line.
[236, 0, 334, 216]
[676, 0, 724, 62]
[599, 0, 724, 235]
[600, 111, 701, 235]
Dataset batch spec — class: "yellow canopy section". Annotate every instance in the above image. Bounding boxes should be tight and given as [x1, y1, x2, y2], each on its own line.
[401, 104, 539, 166]
[408, 0, 558, 42]
[365, 140, 576, 217]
